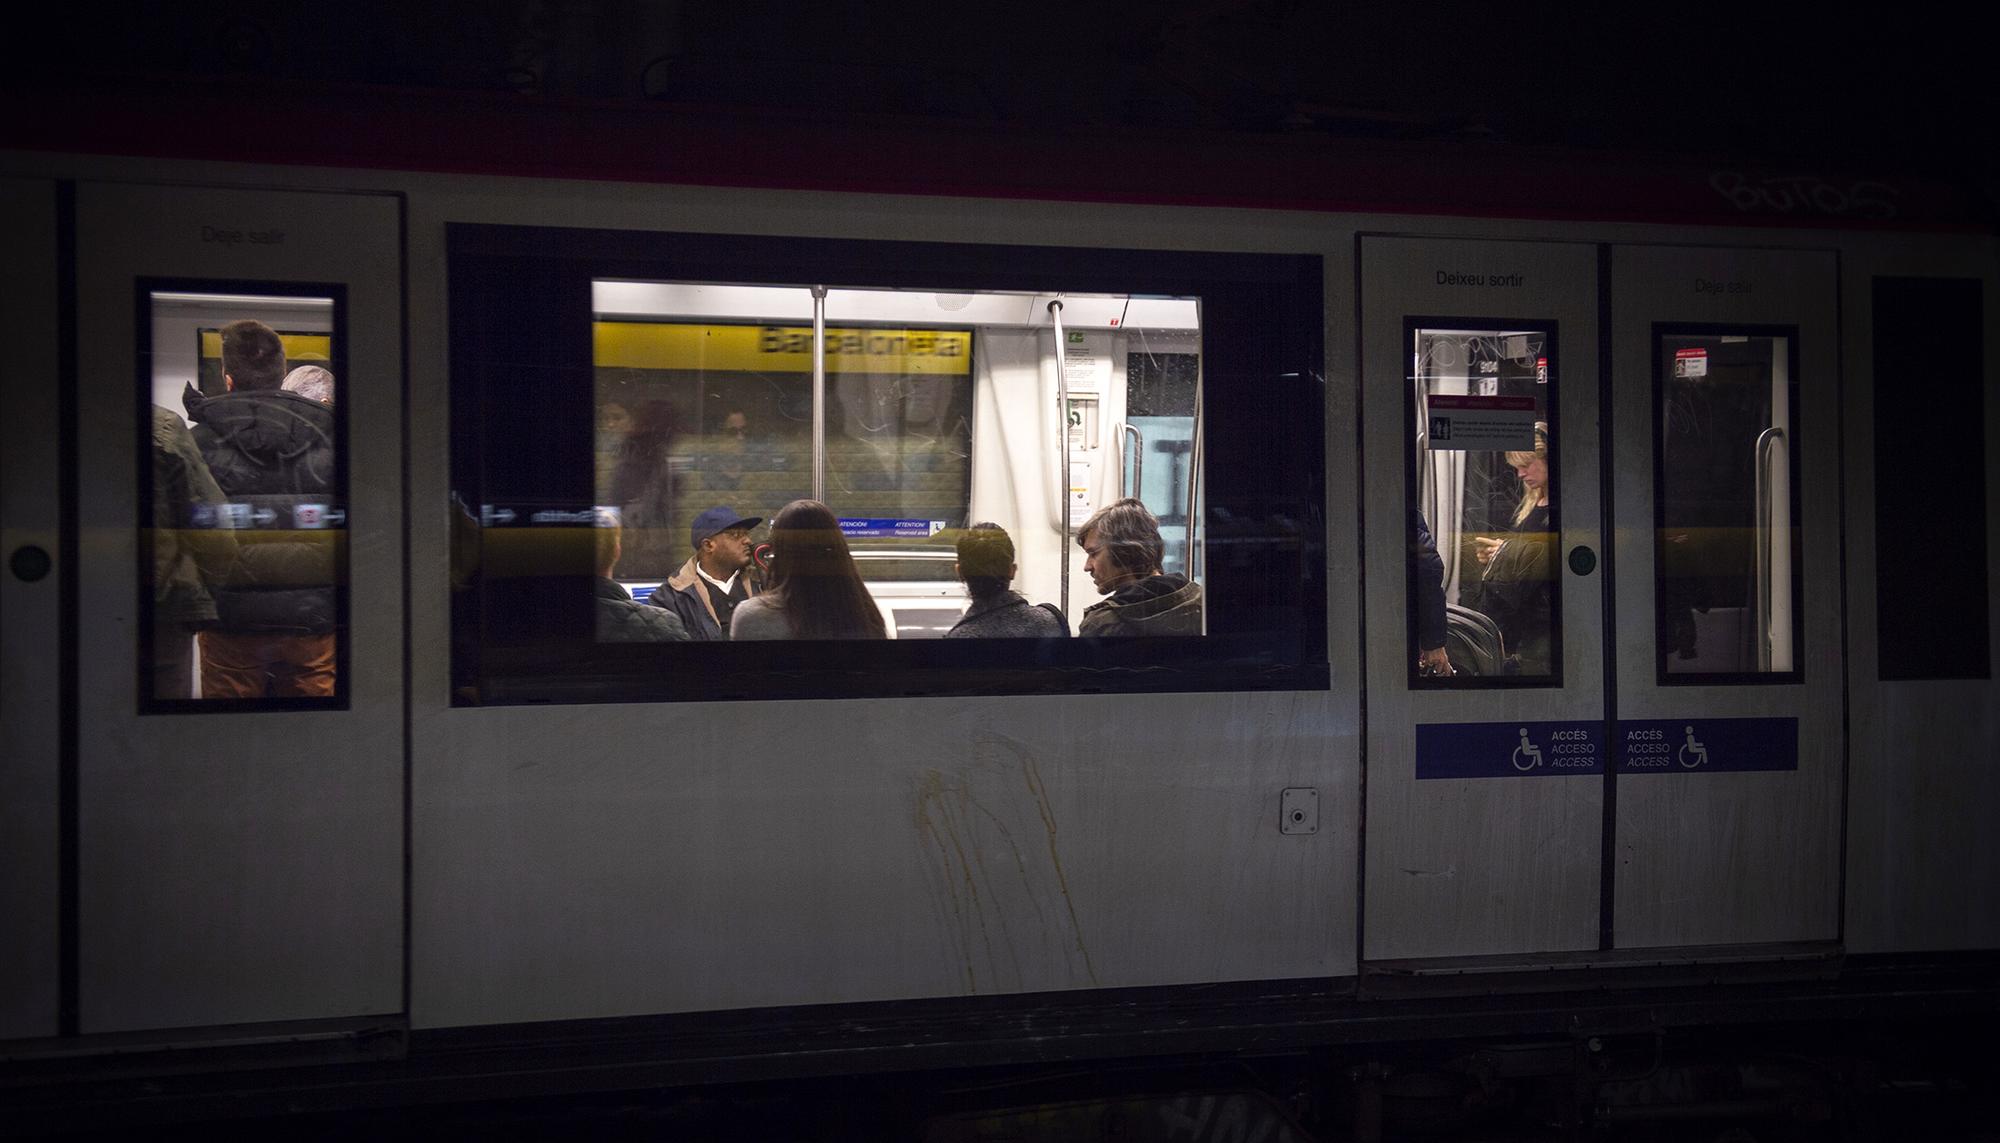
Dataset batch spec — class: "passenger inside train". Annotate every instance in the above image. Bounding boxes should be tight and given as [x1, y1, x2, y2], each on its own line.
[947, 522, 1069, 638]
[727, 499, 887, 640]
[1472, 422, 1556, 675]
[141, 295, 346, 705]
[590, 280, 1208, 641]
[1076, 497, 1204, 636]
[592, 509, 690, 643]
[1409, 327, 1558, 681]
[647, 506, 763, 641]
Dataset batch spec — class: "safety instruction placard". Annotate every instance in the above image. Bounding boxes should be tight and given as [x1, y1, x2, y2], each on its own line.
[1060, 329, 1110, 392]
[839, 518, 947, 538]
[1423, 394, 1538, 450]
[1415, 720, 1604, 779]
[1617, 717, 1797, 773]
[1673, 347, 1709, 378]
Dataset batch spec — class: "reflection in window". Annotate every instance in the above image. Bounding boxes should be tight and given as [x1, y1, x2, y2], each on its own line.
[1656, 331, 1800, 679]
[589, 283, 1204, 640]
[1409, 325, 1558, 683]
[142, 288, 344, 707]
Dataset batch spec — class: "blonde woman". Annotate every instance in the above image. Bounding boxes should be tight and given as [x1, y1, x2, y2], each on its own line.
[1472, 424, 1554, 674]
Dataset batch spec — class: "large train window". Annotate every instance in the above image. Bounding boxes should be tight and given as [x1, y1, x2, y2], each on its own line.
[447, 226, 1324, 704]
[139, 282, 348, 710]
[1406, 322, 1559, 686]
[1654, 327, 1802, 682]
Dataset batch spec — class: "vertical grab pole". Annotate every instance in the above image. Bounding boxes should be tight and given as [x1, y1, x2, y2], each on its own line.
[811, 284, 828, 503]
[1050, 299, 1070, 621]
[1754, 426, 1784, 671]
[1186, 301, 1204, 627]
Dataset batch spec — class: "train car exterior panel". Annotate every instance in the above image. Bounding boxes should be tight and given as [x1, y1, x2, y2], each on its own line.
[1840, 234, 2000, 954]
[1608, 245, 1843, 947]
[1359, 236, 1607, 961]
[70, 183, 405, 1031]
[412, 691, 1349, 1026]
[401, 181, 1362, 1027]
[0, 114, 1993, 1108]
[0, 177, 62, 1040]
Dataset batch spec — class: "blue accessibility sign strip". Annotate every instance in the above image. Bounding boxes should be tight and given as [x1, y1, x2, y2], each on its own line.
[1616, 717, 1797, 773]
[839, 518, 947, 538]
[1415, 720, 1605, 780]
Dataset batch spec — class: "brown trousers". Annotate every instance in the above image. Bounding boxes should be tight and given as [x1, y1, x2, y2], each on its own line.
[199, 630, 337, 698]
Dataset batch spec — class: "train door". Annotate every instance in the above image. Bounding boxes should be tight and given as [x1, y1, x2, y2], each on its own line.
[0, 178, 62, 1038]
[1359, 238, 1606, 961]
[61, 182, 405, 1034]
[1608, 246, 1841, 948]
[1117, 329, 1203, 583]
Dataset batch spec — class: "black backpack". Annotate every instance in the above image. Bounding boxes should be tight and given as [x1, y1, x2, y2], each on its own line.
[1444, 604, 1507, 676]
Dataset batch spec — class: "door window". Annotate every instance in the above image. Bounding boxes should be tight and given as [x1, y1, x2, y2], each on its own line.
[1654, 329, 1801, 681]
[140, 284, 346, 709]
[1408, 323, 1560, 685]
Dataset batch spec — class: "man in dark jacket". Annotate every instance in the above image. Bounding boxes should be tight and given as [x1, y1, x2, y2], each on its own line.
[1409, 508, 1452, 676]
[1075, 498, 1203, 637]
[150, 406, 238, 700]
[594, 512, 689, 642]
[647, 506, 762, 640]
[946, 522, 1068, 638]
[183, 319, 339, 697]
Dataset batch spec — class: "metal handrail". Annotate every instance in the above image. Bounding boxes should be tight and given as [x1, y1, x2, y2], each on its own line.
[810, 284, 827, 502]
[1050, 300, 1070, 620]
[1754, 425, 1785, 671]
[1121, 423, 1143, 497]
[1185, 303, 1204, 607]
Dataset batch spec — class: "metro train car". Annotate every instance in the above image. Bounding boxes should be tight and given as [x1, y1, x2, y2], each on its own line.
[2, 83, 1996, 1128]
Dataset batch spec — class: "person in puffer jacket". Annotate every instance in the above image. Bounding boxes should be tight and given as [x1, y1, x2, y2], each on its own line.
[1075, 497, 1204, 637]
[593, 511, 689, 642]
[182, 319, 339, 697]
[150, 405, 238, 700]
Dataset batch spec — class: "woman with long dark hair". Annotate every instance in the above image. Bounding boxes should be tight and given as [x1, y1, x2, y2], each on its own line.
[727, 499, 887, 640]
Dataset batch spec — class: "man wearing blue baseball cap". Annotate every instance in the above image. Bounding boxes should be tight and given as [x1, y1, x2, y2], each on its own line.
[647, 505, 763, 639]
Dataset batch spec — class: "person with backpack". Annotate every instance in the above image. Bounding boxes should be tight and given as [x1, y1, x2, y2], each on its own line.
[946, 522, 1069, 638]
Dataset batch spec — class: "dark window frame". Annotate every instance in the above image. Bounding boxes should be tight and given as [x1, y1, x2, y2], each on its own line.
[448, 224, 1329, 706]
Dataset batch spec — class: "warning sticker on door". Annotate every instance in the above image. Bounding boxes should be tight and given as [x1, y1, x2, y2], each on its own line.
[1673, 347, 1709, 378]
[1423, 394, 1538, 450]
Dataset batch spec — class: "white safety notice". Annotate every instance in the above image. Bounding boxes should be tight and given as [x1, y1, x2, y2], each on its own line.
[1060, 329, 1110, 392]
[1673, 347, 1708, 378]
[1424, 394, 1538, 450]
[1067, 459, 1094, 529]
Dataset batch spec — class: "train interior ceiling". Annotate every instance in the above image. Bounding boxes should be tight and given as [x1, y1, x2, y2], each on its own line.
[2, 84, 1998, 1135]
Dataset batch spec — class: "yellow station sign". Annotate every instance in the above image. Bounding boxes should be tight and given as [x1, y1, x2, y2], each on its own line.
[594, 323, 972, 375]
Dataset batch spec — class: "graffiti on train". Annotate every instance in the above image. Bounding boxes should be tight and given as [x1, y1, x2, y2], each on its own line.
[923, 1091, 1304, 1143]
[914, 734, 1098, 994]
[1709, 172, 1899, 220]
[1157, 1093, 1305, 1143]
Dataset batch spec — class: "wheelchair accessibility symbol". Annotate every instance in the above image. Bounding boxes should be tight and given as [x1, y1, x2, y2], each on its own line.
[1511, 727, 1544, 771]
[1678, 725, 1709, 769]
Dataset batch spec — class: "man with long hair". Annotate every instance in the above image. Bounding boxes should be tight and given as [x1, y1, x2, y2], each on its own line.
[1074, 497, 1203, 637]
